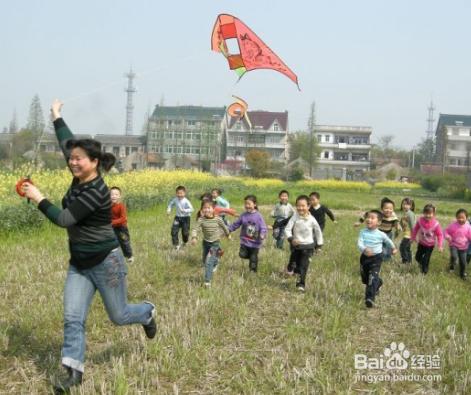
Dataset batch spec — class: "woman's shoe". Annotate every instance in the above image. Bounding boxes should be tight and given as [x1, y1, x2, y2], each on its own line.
[54, 367, 83, 394]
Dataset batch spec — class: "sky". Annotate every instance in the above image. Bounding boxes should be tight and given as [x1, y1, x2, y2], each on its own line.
[1, 0, 471, 148]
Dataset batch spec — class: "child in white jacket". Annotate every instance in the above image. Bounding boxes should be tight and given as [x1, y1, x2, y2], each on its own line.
[285, 195, 323, 291]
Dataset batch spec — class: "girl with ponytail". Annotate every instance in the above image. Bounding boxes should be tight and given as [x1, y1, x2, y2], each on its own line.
[23, 100, 156, 393]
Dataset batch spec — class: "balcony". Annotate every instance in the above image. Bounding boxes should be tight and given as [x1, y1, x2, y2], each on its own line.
[318, 142, 371, 150]
[318, 158, 371, 167]
[227, 141, 285, 149]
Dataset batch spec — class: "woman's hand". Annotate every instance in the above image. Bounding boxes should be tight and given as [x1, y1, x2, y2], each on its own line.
[22, 183, 45, 204]
[51, 99, 63, 121]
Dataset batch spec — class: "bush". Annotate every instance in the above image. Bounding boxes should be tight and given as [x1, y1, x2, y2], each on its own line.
[289, 165, 305, 181]
[420, 175, 445, 192]
[385, 169, 397, 180]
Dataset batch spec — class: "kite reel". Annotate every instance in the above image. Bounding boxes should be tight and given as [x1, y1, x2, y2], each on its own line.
[16, 176, 33, 202]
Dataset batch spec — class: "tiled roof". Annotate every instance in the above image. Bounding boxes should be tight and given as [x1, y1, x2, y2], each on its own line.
[151, 105, 226, 120]
[228, 111, 288, 131]
[95, 134, 146, 144]
[436, 114, 471, 136]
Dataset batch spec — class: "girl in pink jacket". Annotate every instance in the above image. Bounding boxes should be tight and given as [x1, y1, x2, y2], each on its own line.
[411, 204, 443, 274]
[444, 208, 471, 279]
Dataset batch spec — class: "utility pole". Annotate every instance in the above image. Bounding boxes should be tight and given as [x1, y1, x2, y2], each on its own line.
[307, 101, 316, 178]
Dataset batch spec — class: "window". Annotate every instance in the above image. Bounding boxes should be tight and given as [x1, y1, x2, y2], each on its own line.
[323, 151, 329, 159]
[188, 120, 196, 127]
[113, 146, 120, 156]
[235, 121, 242, 130]
[185, 132, 192, 140]
[248, 134, 265, 144]
[325, 135, 330, 142]
[273, 122, 279, 131]
[131, 147, 138, 153]
[317, 134, 322, 142]
[175, 132, 182, 140]
[334, 152, 349, 161]
[125, 147, 130, 156]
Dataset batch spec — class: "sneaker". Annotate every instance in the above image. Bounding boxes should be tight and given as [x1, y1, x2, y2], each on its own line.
[204, 282, 211, 288]
[286, 270, 294, 276]
[127, 257, 134, 264]
[365, 299, 374, 308]
[296, 285, 305, 292]
[174, 245, 180, 251]
[449, 266, 455, 272]
[54, 367, 83, 394]
[142, 302, 157, 339]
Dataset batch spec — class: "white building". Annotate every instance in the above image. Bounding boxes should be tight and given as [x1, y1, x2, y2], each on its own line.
[225, 110, 288, 166]
[315, 125, 372, 180]
[435, 114, 471, 172]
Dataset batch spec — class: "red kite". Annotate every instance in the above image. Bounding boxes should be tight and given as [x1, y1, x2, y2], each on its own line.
[211, 14, 299, 89]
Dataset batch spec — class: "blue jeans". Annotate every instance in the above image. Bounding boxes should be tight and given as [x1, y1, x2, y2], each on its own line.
[62, 248, 154, 372]
[382, 232, 393, 261]
[202, 240, 220, 282]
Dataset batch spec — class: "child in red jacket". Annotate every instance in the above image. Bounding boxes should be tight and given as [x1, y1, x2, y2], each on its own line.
[110, 186, 134, 263]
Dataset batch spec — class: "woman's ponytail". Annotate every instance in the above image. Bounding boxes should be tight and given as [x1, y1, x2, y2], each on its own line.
[100, 152, 116, 172]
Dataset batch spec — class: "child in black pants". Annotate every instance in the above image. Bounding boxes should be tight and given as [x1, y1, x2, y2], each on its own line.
[285, 195, 323, 291]
[357, 210, 397, 308]
[167, 185, 194, 250]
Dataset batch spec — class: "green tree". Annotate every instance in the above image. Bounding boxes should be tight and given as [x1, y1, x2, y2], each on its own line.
[413, 138, 435, 168]
[9, 109, 18, 133]
[0, 143, 10, 160]
[245, 149, 271, 178]
[12, 129, 34, 157]
[288, 131, 320, 164]
[371, 135, 409, 167]
[27, 94, 45, 138]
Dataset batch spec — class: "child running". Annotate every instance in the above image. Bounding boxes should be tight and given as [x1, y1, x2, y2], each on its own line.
[378, 197, 401, 261]
[357, 210, 397, 308]
[444, 208, 471, 279]
[285, 195, 323, 291]
[399, 197, 416, 264]
[229, 195, 267, 273]
[197, 194, 238, 220]
[309, 191, 336, 231]
[110, 186, 134, 263]
[212, 188, 230, 224]
[167, 185, 194, 250]
[191, 200, 230, 287]
[270, 190, 295, 249]
[411, 204, 443, 274]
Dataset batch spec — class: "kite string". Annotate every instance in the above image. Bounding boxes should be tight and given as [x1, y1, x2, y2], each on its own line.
[62, 53, 203, 104]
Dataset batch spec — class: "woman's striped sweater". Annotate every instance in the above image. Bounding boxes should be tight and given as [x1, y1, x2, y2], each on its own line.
[37, 118, 118, 269]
